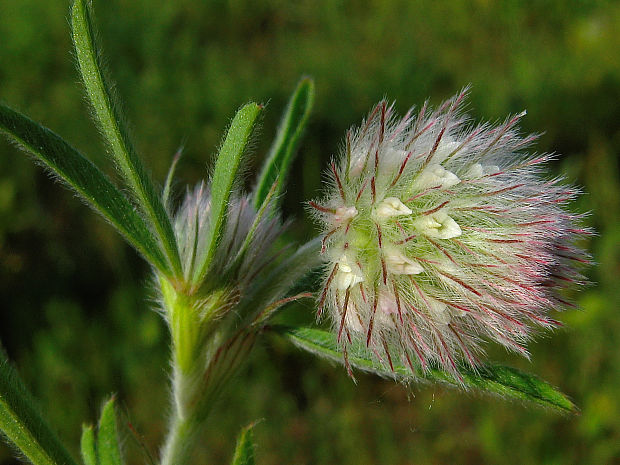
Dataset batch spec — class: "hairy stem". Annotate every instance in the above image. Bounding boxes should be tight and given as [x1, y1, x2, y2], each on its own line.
[158, 276, 257, 464]
[161, 417, 194, 465]
[160, 371, 201, 465]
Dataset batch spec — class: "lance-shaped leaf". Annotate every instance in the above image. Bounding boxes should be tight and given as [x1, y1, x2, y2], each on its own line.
[231, 423, 257, 465]
[254, 77, 314, 210]
[79, 399, 124, 465]
[273, 326, 577, 413]
[96, 399, 123, 465]
[228, 179, 279, 272]
[162, 147, 183, 212]
[0, 352, 77, 465]
[0, 104, 172, 276]
[71, 0, 182, 277]
[193, 102, 262, 283]
[80, 426, 96, 465]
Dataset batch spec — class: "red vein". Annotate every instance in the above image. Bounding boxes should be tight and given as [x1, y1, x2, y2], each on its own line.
[317, 263, 339, 318]
[366, 288, 379, 346]
[338, 288, 351, 343]
[371, 176, 376, 203]
[309, 201, 335, 214]
[331, 162, 346, 202]
[390, 151, 413, 187]
[392, 279, 404, 323]
[421, 200, 450, 216]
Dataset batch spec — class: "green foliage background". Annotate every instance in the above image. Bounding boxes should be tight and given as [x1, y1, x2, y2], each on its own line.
[0, 0, 618, 463]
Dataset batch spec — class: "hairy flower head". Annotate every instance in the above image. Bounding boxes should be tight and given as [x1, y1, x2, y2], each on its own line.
[160, 181, 291, 338]
[174, 182, 286, 291]
[311, 90, 590, 379]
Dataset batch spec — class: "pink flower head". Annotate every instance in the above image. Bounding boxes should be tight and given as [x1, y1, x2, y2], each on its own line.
[310, 90, 591, 380]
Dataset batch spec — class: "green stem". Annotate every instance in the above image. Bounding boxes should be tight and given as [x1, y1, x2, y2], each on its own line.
[158, 274, 258, 464]
[160, 343, 242, 465]
[160, 341, 209, 465]
[160, 405, 198, 465]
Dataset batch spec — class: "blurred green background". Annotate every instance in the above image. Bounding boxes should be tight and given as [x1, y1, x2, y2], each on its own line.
[1, 0, 619, 463]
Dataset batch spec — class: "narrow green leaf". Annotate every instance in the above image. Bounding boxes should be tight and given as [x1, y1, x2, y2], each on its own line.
[0, 353, 78, 465]
[0, 104, 172, 276]
[193, 102, 262, 283]
[231, 423, 257, 465]
[96, 399, 122, 465]
[162, 147, 183, 212]
[274, 326, 577, 412]
[253, 77, 314, 209]
[228, 179, 279, 272]
[80, 426, 97, 465]
[71, 0, 182, 277]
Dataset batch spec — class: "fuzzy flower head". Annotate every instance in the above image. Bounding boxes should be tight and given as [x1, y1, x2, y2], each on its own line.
[173, 182, 287, 302]
[311, 90, 590, 379]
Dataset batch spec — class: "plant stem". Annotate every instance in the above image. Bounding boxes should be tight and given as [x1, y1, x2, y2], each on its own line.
[160, 363, 207, 465]
[160, 411, 197, 465]
[158, 275, 258, 464]
[160, 330, 257, 464]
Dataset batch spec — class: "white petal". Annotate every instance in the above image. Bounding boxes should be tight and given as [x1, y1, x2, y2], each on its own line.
[467, 163, 484, 178]
[385, 249, 424, 275]
[413, 164, 460, 190]
[428, 299, 451, 325]
[345, 309, 365, 333]
[349, 149, 367, 177]
[433, 140, 461, 163]
[374, 197, 412, 219]
[414, 210, 462, 239]
[380, 148, 409, 173]
[334, 255, 364, 290]
[334, 206, 358, 222]
[467, 163, 500, 178]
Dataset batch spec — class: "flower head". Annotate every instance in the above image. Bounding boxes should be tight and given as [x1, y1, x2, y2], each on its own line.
[311, 90, 590, 379]
[174, 182, 286, 291]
